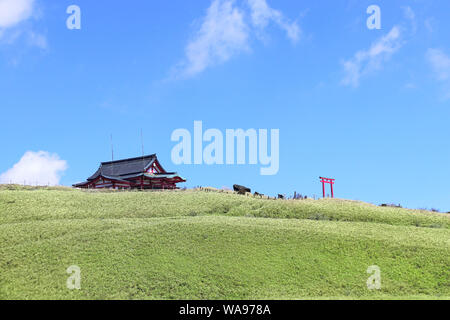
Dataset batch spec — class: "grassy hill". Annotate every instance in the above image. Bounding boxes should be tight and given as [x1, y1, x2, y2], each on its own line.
[0, 186, 448, 300]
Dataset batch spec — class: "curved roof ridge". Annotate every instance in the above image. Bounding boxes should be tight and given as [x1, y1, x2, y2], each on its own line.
[101, 154, 156, 165]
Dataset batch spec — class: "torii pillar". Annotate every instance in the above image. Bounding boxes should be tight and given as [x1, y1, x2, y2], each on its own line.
[320, 177, 335, 198]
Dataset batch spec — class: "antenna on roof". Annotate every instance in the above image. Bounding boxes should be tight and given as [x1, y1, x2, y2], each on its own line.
[110, 134, 114, 176]
[141, 129, 145, 173]
[141, 128, 145, 158]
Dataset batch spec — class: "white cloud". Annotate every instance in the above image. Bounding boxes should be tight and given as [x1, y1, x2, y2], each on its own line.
[246, 0, 300, 43]
[342, 26, 403, 87]
[402, 6, 417, 34]
[174, 0, 300, 78]
[180, 0, 249, 78]
[426, 48, 450, 81]
[0, 151, 68, 186]
[0, 0, 34, 29]
[0, 0, 46, 50]
[426, 48, 450, 100]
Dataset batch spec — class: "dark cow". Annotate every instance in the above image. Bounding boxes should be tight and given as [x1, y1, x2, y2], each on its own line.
[233, 184, 251, 195]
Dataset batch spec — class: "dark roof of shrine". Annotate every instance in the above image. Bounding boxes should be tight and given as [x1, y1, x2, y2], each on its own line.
[87, 154, 158, 180]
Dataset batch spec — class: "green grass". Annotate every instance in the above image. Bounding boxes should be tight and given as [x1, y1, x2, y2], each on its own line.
[0, 186, 449, 300]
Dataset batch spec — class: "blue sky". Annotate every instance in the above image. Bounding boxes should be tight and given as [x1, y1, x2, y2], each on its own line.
[0, 0, 449, 211]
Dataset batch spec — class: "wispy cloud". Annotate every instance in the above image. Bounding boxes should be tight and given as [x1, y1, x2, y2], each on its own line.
[0, 151, 68, 186]
[402, 6, 417, 34]
[173, 0, 301, 78]
[177, 0, 249, 78]
[0, 0, 46, 49]
[426, 48, 450, 100]
[27, 30, 47, 49]
[246, 0, 300, 43]
[426, 48, 450, 81]
[341, 26, 403, 87]
[424, 18, 436, 33]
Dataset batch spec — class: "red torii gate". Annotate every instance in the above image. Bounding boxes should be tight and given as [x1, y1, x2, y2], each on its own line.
[320, 177, 335, 198]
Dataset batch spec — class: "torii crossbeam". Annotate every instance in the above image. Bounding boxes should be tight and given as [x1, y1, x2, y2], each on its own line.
[320, 177, 335, 198]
